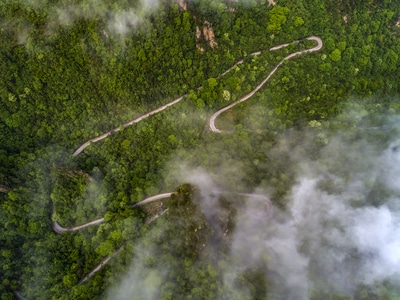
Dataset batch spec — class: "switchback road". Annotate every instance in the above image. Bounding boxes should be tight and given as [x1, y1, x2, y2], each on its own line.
[209, 36, 323, 132]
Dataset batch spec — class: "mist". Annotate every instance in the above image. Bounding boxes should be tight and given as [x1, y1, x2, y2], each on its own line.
[105, 108, 400, 299]
[7, 0, 266, 41]
[5, 0, 162, 39]
[53, 0, 161, 35]
[225, 120, 400, 298]
[106, 240, 168, 300]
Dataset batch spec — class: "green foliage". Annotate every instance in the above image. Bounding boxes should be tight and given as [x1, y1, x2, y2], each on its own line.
[1, 0, 400, 298]
[330, 49, 342, 62]
[267, 6, 290, 33]
[294, 16, 304, 27]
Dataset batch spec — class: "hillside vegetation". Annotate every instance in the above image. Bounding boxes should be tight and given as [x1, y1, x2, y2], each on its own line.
[1, 0, 400, 299]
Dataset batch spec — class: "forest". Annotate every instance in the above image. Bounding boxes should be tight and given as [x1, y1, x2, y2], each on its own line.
[1, 0, 400, 299]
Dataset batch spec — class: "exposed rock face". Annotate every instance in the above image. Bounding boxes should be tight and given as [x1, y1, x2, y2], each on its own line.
[203, 21, 217, 48]
[196, 21, 217, 52]
[343, 15, 348, 23]
[267, 0, 276, 6]
[176, 0, 217, 53]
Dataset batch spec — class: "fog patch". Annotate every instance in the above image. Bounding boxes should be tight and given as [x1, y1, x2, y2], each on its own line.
[159, 110, 399, 297]
[105, 240, 167, 300]
[11, 0, 162, 38]
[225, 126, 400, 298]
[52, 0, 160, 35]
[227, 202, 310, 299]
[289, 175, 400, 295]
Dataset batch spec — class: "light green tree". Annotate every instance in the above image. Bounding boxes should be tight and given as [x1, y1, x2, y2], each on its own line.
[294, 17, 304, 27]
[330, 49, 341, 62]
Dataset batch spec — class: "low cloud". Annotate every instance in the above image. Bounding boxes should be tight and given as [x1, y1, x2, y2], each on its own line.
[52, 0, 161, 35]
[224, 122, 400, 298]
[105, 241, 168, 300]
[106, 143, 400, 298]
[8, 0, 162, 39]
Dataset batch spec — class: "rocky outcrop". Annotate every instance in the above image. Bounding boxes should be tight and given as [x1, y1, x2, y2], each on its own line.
[203, 21, 217, 48]
[175, 0, 218, 53]
[196, 21, 217, 53]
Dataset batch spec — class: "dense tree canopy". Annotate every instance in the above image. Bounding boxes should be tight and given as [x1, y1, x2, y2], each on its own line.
[1, 0, 400, 299]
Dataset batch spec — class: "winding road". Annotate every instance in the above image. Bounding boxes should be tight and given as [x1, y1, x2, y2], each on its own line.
[72, 36, 322, 155]
[66, 35, 322, 284]
[51, 193, 174, 233]
[15, 36, 322, 296]
[209, 36, 323, 132]
[76, 193, 271, 284]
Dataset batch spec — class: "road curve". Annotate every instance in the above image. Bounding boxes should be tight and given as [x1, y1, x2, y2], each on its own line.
[71, 51, 250, 156]
[52, 193, 173, 234]
[52, 217, 105, 234]
[209, 36, 323, 133]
